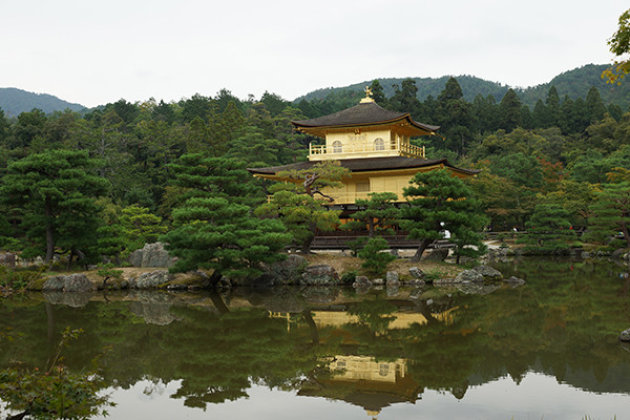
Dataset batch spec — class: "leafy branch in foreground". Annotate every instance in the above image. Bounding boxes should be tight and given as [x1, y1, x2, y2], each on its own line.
[0, 327, 113, 419]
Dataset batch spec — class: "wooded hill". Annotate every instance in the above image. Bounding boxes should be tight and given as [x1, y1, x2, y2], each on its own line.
[296, 64, 630, 110]
[0, 88, 85, 117]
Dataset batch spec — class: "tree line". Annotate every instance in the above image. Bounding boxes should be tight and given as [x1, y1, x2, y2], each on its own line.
[0, 75, 629, 281]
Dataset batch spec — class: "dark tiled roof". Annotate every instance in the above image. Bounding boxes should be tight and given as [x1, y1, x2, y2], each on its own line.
[292, 102, 439, 132]
[247, 156, 479, 176]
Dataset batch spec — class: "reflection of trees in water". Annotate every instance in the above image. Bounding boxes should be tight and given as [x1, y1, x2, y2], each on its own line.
[2, 259, 630, 412]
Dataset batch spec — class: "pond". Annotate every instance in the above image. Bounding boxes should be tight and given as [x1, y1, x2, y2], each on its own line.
[1, 257, 630, 419]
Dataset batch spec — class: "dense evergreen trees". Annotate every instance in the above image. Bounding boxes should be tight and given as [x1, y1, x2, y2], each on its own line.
[0, 73, 629, 268]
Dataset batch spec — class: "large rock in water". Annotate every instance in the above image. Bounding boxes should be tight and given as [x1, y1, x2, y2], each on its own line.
[128, 270, 172, 289]
[300, 264, 339, 286]
[386, 271, 400, 287]
[43, 273, 96, 292]
[454, 269, 484, 283]
[128, 242, 175, 268]
[473, 265, 503, 280]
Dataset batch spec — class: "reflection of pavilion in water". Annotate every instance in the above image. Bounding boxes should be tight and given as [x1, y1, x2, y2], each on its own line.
[300, 355, 420, 419]
[271, 307, 456, 331]
[271, 307, 456, 418]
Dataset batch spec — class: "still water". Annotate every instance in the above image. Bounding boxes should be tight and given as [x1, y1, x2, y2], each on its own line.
[1, 257, 630, 419]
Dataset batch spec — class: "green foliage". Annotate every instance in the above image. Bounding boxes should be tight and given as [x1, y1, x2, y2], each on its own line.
[119, 205, 167, 251]
[0, 266, 45, 294]
[341, 192, 400, 237]
[256, 189, 340, 253]
[586, 181, 630, 247]
[520, 204, 576, 252]
[346, 236, 368, 257]
[603, 9, 630, 84]
[96, 263, 124, 289]
[340, 270, 358, 285]
[164, 154, 291, 278]
[0, 327, 112, 419]
[0, 150, 109, 263]
[256, 161, 347, 253]
[358, 236, 396, 275]
[402, 169, 488, 261]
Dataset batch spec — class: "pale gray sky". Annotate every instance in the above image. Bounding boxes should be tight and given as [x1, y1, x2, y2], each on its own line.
[1, 0, 627, 107]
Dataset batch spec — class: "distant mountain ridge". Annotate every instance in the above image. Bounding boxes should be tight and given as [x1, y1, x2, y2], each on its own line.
[0, 88, 85, 117]
[295, 64, 630, 110]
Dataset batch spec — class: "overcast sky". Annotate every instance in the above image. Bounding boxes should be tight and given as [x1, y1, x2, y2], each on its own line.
[1, 0, 628, 108]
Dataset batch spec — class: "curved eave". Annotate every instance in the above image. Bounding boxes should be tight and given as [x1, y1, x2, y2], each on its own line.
[293, 115, 439, 138]
[247, 157, 479, 178]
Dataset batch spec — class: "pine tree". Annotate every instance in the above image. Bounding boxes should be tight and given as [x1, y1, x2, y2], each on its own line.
[498, 88, 522, 132]
[358, 237, 396, 275]
[369, 80, 388, 107]
[520, 204, 576, 253]
[342, 192, 400, 237]
[0, 150, 109, 262]
[545, 86, 562, 128]
[401, 169, 488, 261]
[255, 161, 347, 253]
[162, 154, 291, 282]
[586, 181, 630, 248]
[585, 87, 607, 123]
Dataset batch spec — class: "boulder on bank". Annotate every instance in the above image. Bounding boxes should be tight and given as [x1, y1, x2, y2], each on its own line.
[422, 249, 449, 262]
[353, 276, 372, 288]
[260, 254, 308, 285]
[473, 265, 503, 280]
[454, 269, 484, 283]
[300, 264, 339, 286]
[0, 252, 16, 268]
[386, 271, 400, 287]
[128, 270, 172, 289]
[128, 242, 175, 268]
[620, 328, 630, 342]
[409, 267, 424, 279]
[43, 273, 96, 292]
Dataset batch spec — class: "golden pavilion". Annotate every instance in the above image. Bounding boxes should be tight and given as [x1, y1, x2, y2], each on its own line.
[248, 88, 477, 206]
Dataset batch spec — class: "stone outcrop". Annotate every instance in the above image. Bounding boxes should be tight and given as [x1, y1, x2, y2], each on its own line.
[128, 270, 172, 289]
[620, 328, 630, 342]
[300, 264, 339, 286]
[43, 273, 96, 292]
[0, 252, 16, 268]
[422, 249, 449, 261]
[260, 254, 308, 286]
[454, 269, 484, 283]
[473, 265, 503, 280]
[353, 275, 372, 288]
[409, 267, 424, 279]
[386, 271, 400, 287]
[128, 242, 175, 268]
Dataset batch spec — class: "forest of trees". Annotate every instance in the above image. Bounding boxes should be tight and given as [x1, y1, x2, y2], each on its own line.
[0, 74, 629, 272]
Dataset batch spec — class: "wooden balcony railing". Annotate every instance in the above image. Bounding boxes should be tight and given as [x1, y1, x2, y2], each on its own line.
[309, 141, 425, 160]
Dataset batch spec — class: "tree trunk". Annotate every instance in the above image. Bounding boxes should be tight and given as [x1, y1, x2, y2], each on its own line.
[208, 270, 222, 288]
[411, 238, 433, 262]
[622, 221, 630, 248]
[44, 199, 54, 263]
